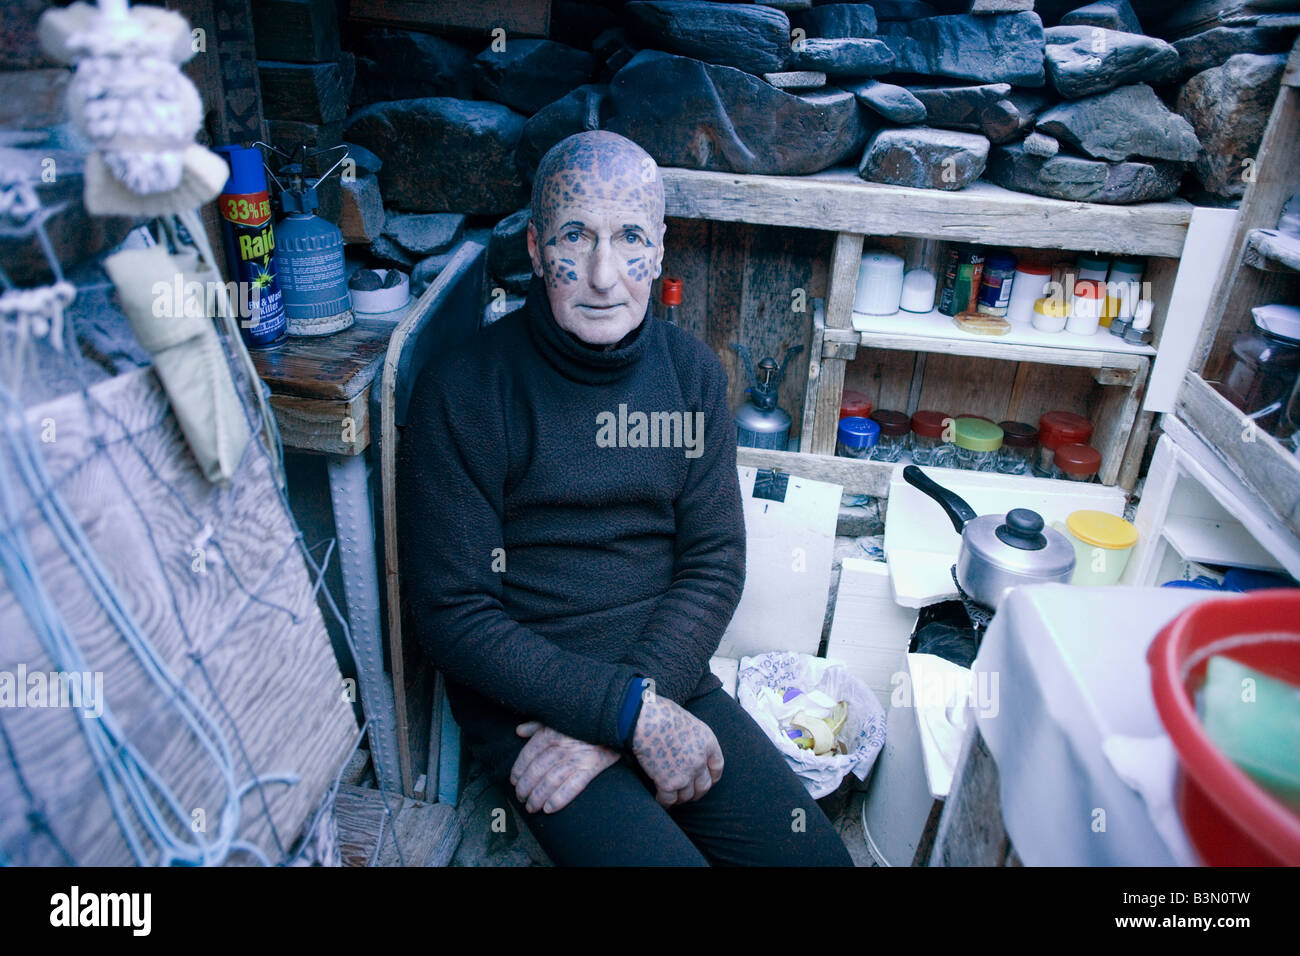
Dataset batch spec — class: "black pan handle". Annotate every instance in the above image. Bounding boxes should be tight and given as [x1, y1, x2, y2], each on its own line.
[903, 465, 978, 535]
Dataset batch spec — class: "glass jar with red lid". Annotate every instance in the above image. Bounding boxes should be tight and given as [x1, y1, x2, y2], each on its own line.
[870, 410, 911, 461]
[1037, 410, 1094, 475]
[910, 410, 953, 465]
[1051, 442, 1102, 482]
[996, 420, 1038, 474]
[840, 389, 873, 421]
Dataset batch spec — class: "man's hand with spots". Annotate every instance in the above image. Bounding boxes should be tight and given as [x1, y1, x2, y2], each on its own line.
[631, 692, 724, 807]
[510, 722, 620, 814]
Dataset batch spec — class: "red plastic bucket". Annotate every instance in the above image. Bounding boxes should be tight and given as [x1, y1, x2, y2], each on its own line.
[1146, 589, 1300, 866]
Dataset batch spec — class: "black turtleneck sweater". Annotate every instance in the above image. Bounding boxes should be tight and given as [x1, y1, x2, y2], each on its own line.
[397, 277, 747, 749]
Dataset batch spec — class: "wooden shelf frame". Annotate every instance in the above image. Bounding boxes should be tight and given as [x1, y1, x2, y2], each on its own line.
[1175, 36, 1300, 540]
[661, 168, 1194, 258]
[660, 166, 1199, 492]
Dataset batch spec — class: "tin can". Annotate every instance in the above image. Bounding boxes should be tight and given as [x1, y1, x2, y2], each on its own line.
[214, 146, 286, 350]
[938, 245, 985, 317]
[976, 251, 1017, 316]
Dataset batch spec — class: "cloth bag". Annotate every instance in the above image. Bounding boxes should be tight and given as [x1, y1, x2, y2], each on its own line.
[738, 651, 887, 799]
[102, 244, 250, 483]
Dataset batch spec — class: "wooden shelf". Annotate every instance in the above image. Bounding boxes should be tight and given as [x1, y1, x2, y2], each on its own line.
[849, 307, 1154, 371]
[1243, 228, 1300, 273]
[1161, 514, 1284, 572]
[660, 166, 1194, 258]
[1175, 373, 1300, 539]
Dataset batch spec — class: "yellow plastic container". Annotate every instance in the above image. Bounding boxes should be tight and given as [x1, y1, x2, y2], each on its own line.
[1061, 510, 1138, 585]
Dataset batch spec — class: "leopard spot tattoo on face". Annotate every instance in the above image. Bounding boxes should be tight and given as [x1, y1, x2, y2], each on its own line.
[526, 131, 668, 346]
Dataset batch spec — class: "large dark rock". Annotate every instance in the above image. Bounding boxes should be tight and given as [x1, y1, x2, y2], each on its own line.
[1171, 27, 1297, 84]
[858, 127, 989, 190]
[1044, 25, 1179, 98]
[877, 11, 1045, 86]
[489, 208, 533, 280]
[605, 51, 870, 175]
[623, 1, 790, 75]
[343, 98, 528, 214]
[843, 79, 927, 122]
[473, 39, 595, 115]
[905, 84, 1047, 144]
[516, 84, 608, 183]
[986, 141, 1183, 204]
[1036, 84, 1202, 162]
[804, 4, 878, 38]
[869, 1, 937, 20]
[350, 28, 473, 105]
[791, 38, 894, 75]
[550, 0, 620, 50]
[1058, 0, 1142, 33]
[1177, 53, 1287, 199]
[383, 212, 465, 257]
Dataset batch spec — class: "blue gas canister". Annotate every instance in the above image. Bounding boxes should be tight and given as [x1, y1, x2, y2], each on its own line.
[271, 147, 353, 336]
[215, 145, 287, 350]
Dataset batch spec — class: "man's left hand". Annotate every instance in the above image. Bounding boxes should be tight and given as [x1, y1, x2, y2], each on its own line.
[509, 722, 620, 814]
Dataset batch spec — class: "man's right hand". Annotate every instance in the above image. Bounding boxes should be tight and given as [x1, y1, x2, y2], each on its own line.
[630, 692, 724, 807]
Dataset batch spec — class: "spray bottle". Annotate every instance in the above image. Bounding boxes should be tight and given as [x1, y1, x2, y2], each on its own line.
[214, 145, 287, 350]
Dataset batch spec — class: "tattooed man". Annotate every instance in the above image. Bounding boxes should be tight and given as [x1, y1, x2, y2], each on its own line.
[399, 132, 851, 866]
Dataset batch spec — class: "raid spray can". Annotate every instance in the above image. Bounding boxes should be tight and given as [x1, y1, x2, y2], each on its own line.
[214, 145, 287, 350]
[271, 146, 353, 335]
[730, 343, 804, 450]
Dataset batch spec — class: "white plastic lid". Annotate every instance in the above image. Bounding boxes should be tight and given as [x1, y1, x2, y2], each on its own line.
[860, 249, 905, 276]
[1252, 303, 1300, 342]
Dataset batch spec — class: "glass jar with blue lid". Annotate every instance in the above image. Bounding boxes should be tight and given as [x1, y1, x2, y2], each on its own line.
[836, 416, 880, 459]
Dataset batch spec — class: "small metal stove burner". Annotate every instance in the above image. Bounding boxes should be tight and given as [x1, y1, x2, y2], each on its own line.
[950, 565, 995, 639]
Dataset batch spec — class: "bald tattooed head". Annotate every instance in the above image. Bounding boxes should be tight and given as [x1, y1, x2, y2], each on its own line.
[525, 132, 667, 347]
[530, 131, 665, 241]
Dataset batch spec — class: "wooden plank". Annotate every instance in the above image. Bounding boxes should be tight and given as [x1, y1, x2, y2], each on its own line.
[661, 168, 1193, 258]
[335, 784, 386, 867]
[736, 446, 894, 497]
[799, 311, 828, 454]
[1192, 68, 1300, 378]
[257, 59, 352, 124]
[347, 0, 550, 36]
[1088, 356, 1149, 487]
[926, 726, 1009, 867]
[706, 222, 752, 417]
[811, 358, 847, 454]
[269, 390, 368, 455]
[1243, 228, 1300, 272]
[1006, 362, 1094, 427]
[1175, 373, 1300, 537]
[1118, 409, 1156, 492]
[659, 218, 712, 341]
[918, 353, 1017, 423]
[825, 233, 864, 331]
[846, 345, 915, 416]
[850, 324, 1148, 370]
[741, 226, 820, 443]
[252, 318, 396, 401]
[0, 368, 357, 865]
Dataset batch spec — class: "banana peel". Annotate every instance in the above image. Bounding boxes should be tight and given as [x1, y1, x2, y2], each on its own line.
[790, 701, 849, 756]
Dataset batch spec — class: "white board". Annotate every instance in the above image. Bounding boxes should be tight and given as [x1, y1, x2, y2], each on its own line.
[717, 466, 841, 660]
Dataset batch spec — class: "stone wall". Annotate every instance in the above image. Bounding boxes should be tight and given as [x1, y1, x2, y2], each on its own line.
[318, 0, 1298, 299]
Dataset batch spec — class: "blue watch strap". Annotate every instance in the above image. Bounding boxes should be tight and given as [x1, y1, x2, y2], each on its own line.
[617, 676, 648, 747]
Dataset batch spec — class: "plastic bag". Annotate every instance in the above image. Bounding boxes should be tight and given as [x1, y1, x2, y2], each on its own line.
[738, 651, 887, 799]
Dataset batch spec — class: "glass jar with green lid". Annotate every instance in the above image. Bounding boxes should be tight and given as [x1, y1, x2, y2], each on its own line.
[952, 417, 1004, 471]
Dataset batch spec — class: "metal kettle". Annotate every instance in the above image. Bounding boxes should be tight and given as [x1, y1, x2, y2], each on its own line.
[904, 465, 1076, 611]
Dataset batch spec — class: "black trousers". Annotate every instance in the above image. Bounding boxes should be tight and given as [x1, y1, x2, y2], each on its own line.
[450, 683, 855, 867]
